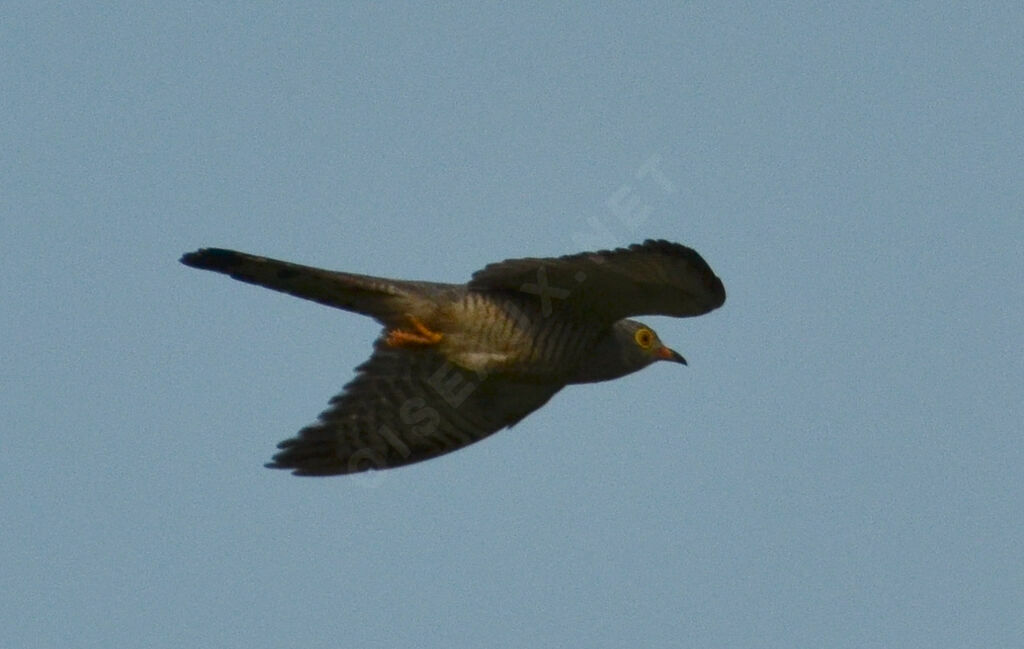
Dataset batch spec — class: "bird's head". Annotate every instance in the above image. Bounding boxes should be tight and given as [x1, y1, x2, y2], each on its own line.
[617, 318, 687, 368]
[569, 319, 686, 384]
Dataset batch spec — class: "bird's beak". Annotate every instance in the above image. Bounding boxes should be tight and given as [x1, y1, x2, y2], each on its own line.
[657, 346, 687, 365]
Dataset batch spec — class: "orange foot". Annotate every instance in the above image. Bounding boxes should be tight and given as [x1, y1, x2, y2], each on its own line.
[386, 315, 443, 347]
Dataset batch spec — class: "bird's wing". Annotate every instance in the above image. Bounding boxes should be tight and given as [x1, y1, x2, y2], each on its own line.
[266, 336, 562, 475]
[467, 239, 725, 325]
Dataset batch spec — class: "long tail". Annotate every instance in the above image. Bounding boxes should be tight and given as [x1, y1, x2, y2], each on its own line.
[180, 248, 417, 323]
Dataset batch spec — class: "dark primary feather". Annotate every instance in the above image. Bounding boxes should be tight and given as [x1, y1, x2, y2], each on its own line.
[468, 239, 725, 324]
[266, 336, 562, 475]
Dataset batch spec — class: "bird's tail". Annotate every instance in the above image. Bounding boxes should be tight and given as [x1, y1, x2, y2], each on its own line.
[180, 248, 418, 324]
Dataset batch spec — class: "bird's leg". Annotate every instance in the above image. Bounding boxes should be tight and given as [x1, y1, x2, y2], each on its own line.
[386, 314, 443, 347]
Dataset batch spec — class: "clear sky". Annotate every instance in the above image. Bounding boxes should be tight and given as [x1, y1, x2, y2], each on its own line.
[3, 3, 1022, 648]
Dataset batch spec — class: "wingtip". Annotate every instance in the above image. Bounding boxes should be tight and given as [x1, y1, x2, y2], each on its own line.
[709, 273, 726, 308]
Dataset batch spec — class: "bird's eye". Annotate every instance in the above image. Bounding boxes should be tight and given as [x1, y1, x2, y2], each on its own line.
[634, 328, 654, 349]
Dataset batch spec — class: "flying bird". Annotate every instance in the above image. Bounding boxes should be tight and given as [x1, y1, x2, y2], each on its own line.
[180, 240, 725, 475]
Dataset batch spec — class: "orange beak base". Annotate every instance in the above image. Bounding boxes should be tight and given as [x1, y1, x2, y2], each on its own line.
[658, 346, 687, 365]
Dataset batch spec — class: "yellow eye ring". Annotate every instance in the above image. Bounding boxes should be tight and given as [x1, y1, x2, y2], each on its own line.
[634, 328, 654, 349]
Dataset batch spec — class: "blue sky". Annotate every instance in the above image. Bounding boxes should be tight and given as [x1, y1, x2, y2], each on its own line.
[3, 3, 1022, 648]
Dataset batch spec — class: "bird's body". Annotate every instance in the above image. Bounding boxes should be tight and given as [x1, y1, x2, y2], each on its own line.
[438, 291, 598, 377]
[181, 240, 725, 475]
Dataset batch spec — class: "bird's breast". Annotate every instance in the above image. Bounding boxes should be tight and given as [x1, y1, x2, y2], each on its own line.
[441, 292, 597, 378]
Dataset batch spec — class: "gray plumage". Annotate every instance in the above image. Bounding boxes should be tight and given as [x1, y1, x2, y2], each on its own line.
[180, 240, 725, 475]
